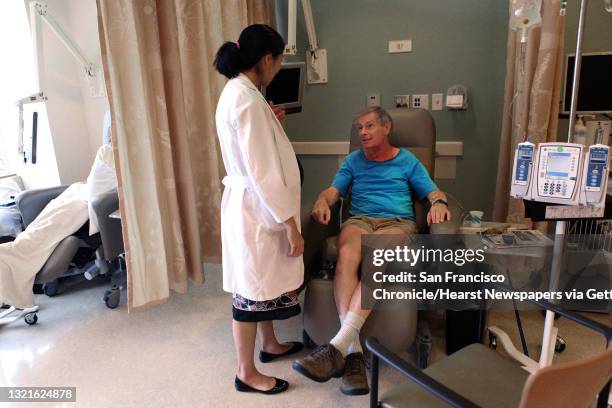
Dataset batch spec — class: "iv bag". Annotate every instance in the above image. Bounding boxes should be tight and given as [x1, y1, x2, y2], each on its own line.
[510, 0, 542, 41]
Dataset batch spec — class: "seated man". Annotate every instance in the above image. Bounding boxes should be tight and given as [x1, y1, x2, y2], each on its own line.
[293, 106, 451, 395]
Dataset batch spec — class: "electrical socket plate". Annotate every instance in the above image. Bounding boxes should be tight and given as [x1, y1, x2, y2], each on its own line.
[367, 93, 381, 107]
[388, 39, 412, 53]
[432, 93, 443, 111]
[411, 94, 429, 110]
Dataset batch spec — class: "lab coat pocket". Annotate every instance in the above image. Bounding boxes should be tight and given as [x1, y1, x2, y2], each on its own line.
[244, 189, 285, 232]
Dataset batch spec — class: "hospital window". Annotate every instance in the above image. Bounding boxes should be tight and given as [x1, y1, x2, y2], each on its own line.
[0, 0, 43, 176]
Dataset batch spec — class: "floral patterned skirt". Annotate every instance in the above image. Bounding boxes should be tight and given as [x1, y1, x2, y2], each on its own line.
[232, 290, 301, 322]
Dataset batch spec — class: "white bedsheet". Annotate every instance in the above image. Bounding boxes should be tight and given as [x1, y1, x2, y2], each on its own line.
[0, 183, 89, 308]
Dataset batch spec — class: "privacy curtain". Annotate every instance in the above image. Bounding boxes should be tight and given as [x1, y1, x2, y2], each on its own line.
[96, 0, 276, 310]
[493, 0, 566, 225]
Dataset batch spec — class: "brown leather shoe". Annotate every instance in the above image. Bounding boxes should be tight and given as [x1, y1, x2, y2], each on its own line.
[340, 352, 369, 395]
[292, 344, 345, 382]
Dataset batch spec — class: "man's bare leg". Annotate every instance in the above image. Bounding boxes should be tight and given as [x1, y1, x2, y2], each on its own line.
[346, 283, 371, 320]
[345, 226, 408, 320]
[334, 225, 368, 316]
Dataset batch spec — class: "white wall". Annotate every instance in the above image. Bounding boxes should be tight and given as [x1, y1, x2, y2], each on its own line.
[36, 0, 96, 185]
[67, 0, 109, 156]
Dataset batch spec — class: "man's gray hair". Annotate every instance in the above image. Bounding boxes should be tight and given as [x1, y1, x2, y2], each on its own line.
[354, 106, 393, 134]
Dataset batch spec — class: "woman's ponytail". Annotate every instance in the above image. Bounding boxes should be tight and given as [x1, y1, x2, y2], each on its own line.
[214, 25, 285, 79]
[213, 41, 243, 79]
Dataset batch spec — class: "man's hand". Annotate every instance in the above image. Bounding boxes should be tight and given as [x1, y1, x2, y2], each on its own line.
[427, 202, 451, 225]
[311, 187, 340, 225]
[269, 101, 286, 122]
[311, 198, 331, 225]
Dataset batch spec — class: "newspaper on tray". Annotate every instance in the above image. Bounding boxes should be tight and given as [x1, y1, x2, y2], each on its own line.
[482, 230, 553, 249]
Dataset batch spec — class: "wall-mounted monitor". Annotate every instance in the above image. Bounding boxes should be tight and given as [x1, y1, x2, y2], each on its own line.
[562, 52, 612, 114]
[262, 62, 305, 114]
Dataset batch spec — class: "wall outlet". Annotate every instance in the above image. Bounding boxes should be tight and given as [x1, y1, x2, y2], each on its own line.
[411, 94, 429, 110]
[367, 93, 381, 107]
[432, 93, 444, 111]
[388, 39, 412, 53]
[394, 94, 410, 108]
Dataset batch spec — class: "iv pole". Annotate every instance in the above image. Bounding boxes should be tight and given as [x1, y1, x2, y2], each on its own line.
[538, 0, 590, 368]
[543, 1, 612, 405]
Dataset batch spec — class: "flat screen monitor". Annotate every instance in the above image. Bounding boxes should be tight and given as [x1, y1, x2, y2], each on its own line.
[262, 62, 305, 114]
[562, 52, 612, 114]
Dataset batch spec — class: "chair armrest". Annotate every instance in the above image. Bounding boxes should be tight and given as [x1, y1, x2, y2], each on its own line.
[365, 337, 479, 408]
[91, 189, 124, 261]
[15, 185, 69, 227]
[429, 193, 463, 235]
[300, 201, 342, 288]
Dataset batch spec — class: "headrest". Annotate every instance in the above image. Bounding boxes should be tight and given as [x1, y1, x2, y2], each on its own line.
[349, 108, 436, 173]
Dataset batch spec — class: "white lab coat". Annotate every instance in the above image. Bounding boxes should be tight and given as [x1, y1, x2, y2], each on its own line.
[215, 73, 303, 301]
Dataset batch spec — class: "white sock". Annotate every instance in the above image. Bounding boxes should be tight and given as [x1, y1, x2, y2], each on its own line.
[348, 336, 363, 354]
[342, 311, 363, 354]
[330, 312, 366, 357]
[339, 313, 363, 353]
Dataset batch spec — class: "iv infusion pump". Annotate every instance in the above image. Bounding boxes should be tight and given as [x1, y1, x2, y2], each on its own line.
[582, 145, 609, 205]
[511, 142, 609, 208]
[511, 142, 535, 198]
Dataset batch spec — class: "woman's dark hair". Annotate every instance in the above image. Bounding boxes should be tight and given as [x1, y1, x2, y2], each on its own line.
[214, 24, 285, 79]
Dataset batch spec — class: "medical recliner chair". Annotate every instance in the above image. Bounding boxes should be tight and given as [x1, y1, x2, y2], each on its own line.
[15, 186, 123, 305]
[300, 108, 462, 355]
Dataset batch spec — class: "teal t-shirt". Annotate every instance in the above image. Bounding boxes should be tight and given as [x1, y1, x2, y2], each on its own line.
[331, 148, 437, 220]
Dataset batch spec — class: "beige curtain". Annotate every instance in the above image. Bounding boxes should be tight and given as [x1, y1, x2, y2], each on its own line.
[493, 0, 566, 226]
[96, 0, 275, 310]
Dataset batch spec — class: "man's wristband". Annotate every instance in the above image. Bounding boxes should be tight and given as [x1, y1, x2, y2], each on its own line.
[431, 198, 448, 207]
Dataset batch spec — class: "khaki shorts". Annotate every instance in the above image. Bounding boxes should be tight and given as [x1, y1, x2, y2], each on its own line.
[342, 215, 418, 234]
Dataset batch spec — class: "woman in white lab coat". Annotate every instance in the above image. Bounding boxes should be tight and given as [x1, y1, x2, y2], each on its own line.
[214, 24, 304, 395]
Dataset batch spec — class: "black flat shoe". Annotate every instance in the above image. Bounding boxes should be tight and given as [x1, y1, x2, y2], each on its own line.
[234, 376, 289, 394]
[259, 342, 304, 363]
